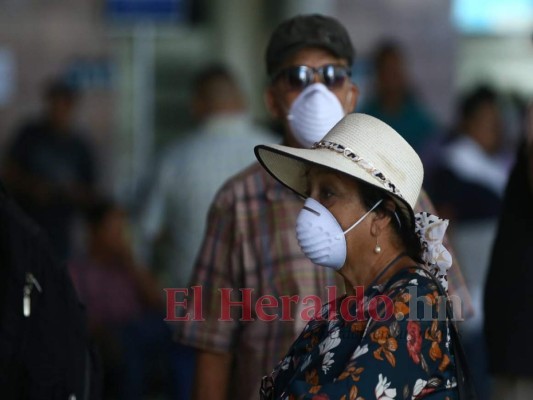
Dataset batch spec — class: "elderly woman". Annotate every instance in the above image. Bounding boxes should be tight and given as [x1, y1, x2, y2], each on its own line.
[255, 114, 474, 399]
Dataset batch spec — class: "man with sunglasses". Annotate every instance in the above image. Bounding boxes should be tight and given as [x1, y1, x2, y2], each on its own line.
[263, 15, 358, 148]
[177, 14, 470, 400]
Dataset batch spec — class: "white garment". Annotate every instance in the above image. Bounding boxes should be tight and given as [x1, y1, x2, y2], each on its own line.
[443, 136, 509, 197]
[141, 113, 277, 288]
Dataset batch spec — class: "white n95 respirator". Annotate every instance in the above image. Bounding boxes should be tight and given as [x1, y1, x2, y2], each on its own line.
[295, 197, 383, 270]
[287, 83, 345, 148]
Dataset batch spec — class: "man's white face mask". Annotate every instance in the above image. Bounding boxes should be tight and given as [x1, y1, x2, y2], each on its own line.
[287, 83, 349, 148]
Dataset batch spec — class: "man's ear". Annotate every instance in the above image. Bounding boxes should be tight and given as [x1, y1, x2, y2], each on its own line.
[264, 86, 282, 119]
[345, 83, 359, 113]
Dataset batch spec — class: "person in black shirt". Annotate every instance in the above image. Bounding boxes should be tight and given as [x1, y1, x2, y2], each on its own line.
[484, 108, 533, 399]
[3, 79, 97, 260]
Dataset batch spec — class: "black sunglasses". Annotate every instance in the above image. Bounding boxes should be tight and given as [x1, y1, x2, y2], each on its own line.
[271, 64, 352, 91]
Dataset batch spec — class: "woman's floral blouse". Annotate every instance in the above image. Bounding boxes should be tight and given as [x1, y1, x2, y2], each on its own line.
[270, 268, 459, 400]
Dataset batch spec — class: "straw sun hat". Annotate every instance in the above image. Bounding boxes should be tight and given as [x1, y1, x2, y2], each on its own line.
[254, 113, 424, 226]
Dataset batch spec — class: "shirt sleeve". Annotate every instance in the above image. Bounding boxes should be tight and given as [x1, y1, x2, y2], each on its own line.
[175, 185, 242, 353]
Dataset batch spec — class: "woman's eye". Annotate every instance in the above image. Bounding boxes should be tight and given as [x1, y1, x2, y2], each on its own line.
[320, 188, 334, 200]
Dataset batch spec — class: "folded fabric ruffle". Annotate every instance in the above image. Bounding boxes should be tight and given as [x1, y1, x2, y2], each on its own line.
[415, 212, 453, 291]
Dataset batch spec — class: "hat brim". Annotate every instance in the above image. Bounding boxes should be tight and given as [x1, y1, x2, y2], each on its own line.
[255, 143, 415, 227]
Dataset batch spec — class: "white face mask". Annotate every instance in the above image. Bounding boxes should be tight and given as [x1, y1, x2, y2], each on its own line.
[287, 83, 346, 148]
[296, 197, 383, 270]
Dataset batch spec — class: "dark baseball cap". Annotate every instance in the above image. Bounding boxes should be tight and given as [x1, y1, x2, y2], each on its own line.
[265, 14, 355, 77]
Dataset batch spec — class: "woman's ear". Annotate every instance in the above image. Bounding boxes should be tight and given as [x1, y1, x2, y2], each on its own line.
[371, 199, 394, 233]
[382, 199, 397, 216]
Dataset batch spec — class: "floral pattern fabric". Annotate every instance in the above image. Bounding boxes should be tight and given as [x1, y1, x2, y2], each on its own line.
[270, 268, 459, 400]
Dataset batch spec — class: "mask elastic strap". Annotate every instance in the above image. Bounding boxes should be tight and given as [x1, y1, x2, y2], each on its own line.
[393, 211, 402, 228]
[343, 199, 383, 235]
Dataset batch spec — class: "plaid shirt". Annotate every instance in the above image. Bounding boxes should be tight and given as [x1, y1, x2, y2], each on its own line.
[176, 161, 471, 400]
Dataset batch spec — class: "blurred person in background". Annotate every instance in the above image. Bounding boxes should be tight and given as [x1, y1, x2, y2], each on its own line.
[360, 41, 438, 153]
[3, 78, 97, 260]
[484, 104, 533, 400]
[427, 86, 510, 222]
[141, 64, 276, 398]
[69, 200, 179, 400]
[177, 14, 471, 400]
[427, 85, 513, 399]
[141, 63, 276, 292]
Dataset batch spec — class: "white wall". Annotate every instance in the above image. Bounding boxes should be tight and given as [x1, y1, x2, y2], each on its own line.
[457, 35, 533, 96]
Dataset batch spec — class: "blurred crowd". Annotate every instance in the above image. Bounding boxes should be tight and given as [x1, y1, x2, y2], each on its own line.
[0, 12, 532, 400]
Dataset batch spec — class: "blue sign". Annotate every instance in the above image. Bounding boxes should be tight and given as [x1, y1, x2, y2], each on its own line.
[106, 0, 189, 22]
[64, 58, 115, 91]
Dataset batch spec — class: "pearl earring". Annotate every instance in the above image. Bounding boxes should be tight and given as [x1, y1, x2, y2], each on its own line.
[374, 238, 381, 254]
